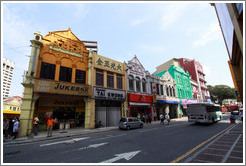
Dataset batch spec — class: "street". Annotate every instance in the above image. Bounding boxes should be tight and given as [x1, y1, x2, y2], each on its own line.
[3, 114, 242, 163]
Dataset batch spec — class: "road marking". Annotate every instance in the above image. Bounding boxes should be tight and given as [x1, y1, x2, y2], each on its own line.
[221, 134, 242, 162]
[91, 134, 126, 141]
[100, 150, 141, 163]
[40, 137, 89, 147]
[138, 128, 159, 132]
[170, 124, 236, 163]
[62, 142, 109, 153]
[79, 142, 108, 150]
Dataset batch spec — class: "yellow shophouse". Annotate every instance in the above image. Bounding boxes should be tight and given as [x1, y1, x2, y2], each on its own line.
[19, 28, 94, 136]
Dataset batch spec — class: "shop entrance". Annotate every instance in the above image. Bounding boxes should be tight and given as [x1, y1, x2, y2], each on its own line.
[53, 107, 84, 128]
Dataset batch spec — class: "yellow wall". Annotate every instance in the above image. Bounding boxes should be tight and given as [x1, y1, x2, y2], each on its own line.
[36, 29, 89, 84]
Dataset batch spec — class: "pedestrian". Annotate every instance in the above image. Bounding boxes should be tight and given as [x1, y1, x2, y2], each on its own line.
[145, 114, 149, 124]
[239, 110, 243, 121]
[33, 117, 39, 136]
[7, 118, 14, 139]
[165, 113, 170, 125]
[137, 113, 141, 121]
[12, 117, 20, 139]
[47, 116, 55, 137]
[148, 113, 152, 124]
[230, 113, 236, 124]
[160, 113, 164, 125]
[142, 115, 145, 123]
[3, 117, 9, 138]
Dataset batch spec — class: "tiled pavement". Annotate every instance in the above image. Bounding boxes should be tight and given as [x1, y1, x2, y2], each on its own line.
[184, 121, 244, 163]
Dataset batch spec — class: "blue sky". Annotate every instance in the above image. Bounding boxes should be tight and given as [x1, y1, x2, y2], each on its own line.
[2, 2, 234, 97]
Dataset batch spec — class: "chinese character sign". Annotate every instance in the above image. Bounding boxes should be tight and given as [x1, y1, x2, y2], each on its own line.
[95, 55, 123, 73]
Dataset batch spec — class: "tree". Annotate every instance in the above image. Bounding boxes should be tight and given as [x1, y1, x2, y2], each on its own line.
[207, 85, 236, 105]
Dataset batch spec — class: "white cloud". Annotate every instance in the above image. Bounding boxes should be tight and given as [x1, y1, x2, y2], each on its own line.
[72, 4, 89, 21]
[159, 3, 190, 31]
[131, 18, 148, 27]
[192, 23, 222, 47]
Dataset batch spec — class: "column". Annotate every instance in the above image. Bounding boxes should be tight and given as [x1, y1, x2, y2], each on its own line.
[71, 64, 76, 83]
[55, 61, 61, 81]
[84, 98, 95, 129]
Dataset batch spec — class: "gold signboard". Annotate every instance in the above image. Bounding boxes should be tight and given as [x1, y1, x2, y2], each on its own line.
[94, 54, 124, 73]
[34, 79, 92, 96]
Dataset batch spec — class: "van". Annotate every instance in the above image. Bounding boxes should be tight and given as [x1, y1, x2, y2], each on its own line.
[119, 117, 144, 130]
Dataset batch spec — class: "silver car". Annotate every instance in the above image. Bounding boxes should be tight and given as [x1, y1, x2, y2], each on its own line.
[119, 117, 144, 130]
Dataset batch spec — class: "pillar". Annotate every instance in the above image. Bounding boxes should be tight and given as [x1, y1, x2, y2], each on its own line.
[84, 98, 95, 129]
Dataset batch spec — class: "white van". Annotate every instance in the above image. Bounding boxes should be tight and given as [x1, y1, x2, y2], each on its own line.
[187, 103, 222, 124]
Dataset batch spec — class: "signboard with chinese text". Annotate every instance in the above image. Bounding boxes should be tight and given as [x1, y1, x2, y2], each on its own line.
[94, 87, 125, 101]
[94, 54, 124, 74]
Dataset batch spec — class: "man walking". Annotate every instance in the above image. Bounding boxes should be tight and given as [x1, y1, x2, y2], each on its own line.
[165, 113, 170, 125]
[47, 116, 55, 137]
[160, 113, 164, 125]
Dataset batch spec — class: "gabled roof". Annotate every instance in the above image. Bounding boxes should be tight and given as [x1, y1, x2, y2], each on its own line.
[127, 55, 146, 71]
[155, 70, 167, 77]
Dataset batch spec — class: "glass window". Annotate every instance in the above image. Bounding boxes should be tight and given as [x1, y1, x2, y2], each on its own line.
[160, 85, 164, 95]
[169, 86, 172, 97]
[59, 66, 72, 82]
[236, 3, 243, 15]
[96, 69, 104, 86]
[117, 74, 122, 89]
[173, 87, 176, 97]
[142, 78, 146, 93]
[136, 77, 140, 92]
[166, 85, 169, 96]
[129, 75, 134, 91]
[107, 72, 114, 88]
[40, 62, 56, 80]
[157, 84, 160, 95]
[215, 3, 234, 58]
[75, 69, 86, 84]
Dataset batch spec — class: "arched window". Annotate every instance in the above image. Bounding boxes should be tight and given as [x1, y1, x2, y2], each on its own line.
[169, 86, 172, 97]
[129, 75, 134, 91]
[136, 77, 140, 92]
[173, 87, 176, 97]
[142, 78, 146, 93]
[166, 85, 169, 96]
[180, 89, 182, 98]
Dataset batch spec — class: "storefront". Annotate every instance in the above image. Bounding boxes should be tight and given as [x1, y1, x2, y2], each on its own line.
[94, 87, 126, 127]
[128, 93, 152, 120]
[156, 96, 179, 119]
[33, 79, 92, 130]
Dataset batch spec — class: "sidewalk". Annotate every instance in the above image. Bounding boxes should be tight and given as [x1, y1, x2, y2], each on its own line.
[184, 121, 244, 163]
[3, 117, 188, 145]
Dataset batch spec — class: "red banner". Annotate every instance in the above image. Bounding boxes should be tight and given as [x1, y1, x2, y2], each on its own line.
[128, 93, 152, 103]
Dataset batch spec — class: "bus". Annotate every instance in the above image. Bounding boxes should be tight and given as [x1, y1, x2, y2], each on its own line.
[187, 103, 222, 124]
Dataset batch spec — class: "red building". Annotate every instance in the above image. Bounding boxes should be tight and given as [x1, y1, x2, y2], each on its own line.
[179, 58, 210, 102]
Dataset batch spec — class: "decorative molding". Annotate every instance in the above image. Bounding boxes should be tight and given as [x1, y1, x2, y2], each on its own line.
[50, 45, 83, 58]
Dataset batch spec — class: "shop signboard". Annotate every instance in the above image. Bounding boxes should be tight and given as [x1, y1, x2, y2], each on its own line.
[94, 87, 125, 101]
[94, 54, 124, 74]
[128, 93, 152, 103]
[34, 79, 92, 96]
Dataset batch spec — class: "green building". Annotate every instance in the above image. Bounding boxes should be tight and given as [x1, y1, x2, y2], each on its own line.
[156, 63, 194, 116]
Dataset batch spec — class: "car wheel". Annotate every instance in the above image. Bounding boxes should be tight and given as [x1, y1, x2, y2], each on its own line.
[126, 126, 130, 130]
[140, 124, 143, 128]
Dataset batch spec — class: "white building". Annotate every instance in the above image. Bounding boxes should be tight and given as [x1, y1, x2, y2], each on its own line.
[3, 57, 15, 99]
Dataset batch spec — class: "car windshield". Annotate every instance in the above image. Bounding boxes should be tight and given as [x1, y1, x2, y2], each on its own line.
[120, 118, 127, 122]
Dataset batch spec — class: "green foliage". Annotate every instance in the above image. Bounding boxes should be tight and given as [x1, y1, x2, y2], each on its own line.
[207, 85, 236, 105]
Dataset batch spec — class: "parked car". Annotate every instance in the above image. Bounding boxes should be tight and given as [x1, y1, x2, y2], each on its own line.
[119, 117, 144, 130]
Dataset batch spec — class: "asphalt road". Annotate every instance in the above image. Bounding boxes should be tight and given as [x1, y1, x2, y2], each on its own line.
[3, 115, 234, 163]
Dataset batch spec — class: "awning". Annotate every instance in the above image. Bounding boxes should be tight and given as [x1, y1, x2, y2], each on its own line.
[3, 110, 21, 115]
[157, 100, 179, 104]
[129, 102, 151, 106]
